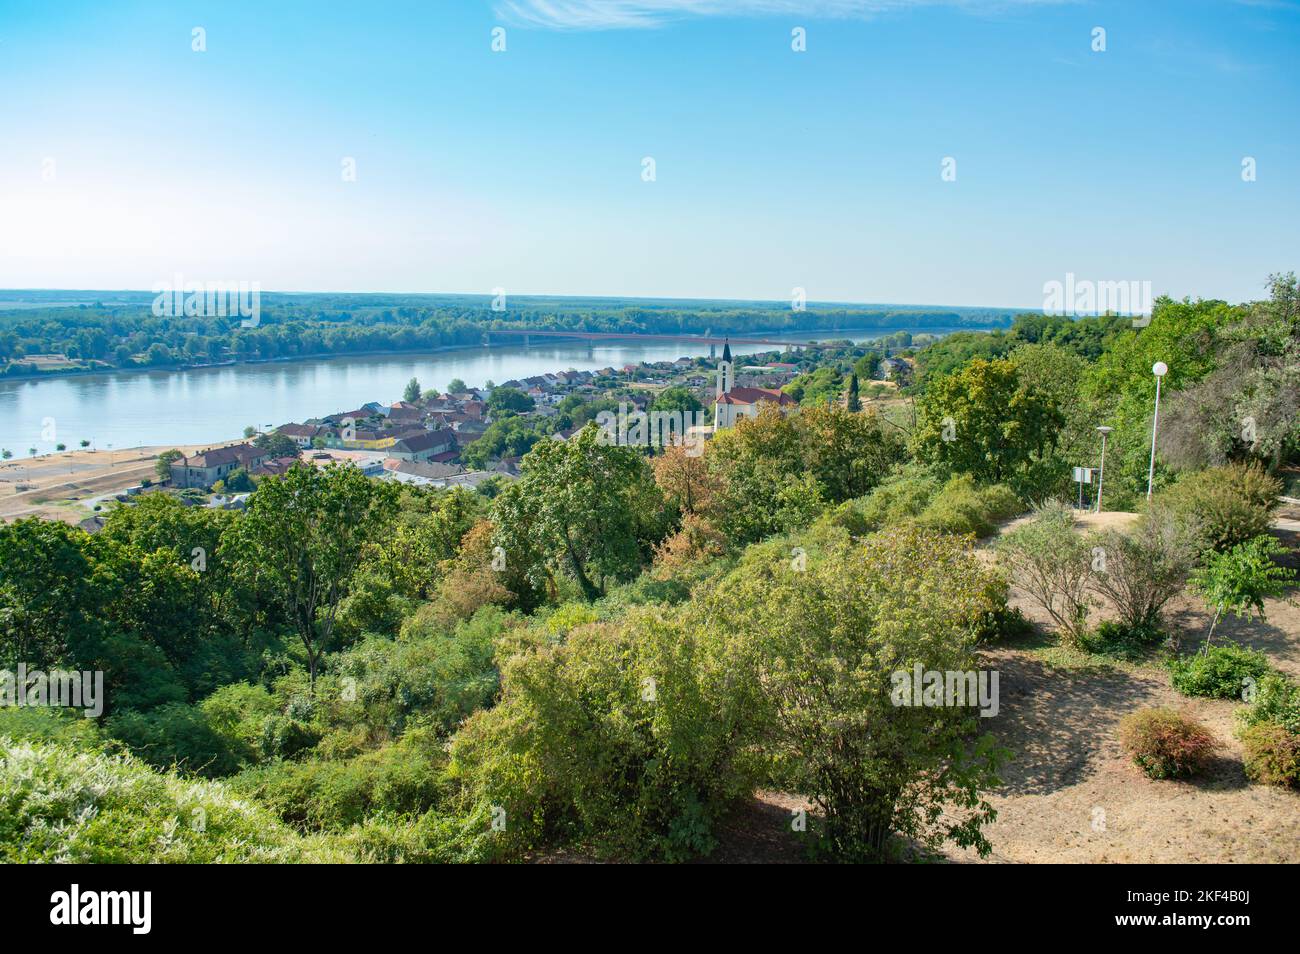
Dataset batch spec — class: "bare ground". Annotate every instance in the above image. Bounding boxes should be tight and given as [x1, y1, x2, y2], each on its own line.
[710, 514, 1300, 864]
[0, 441, 240, 524]
[938, 518, 1300, 863]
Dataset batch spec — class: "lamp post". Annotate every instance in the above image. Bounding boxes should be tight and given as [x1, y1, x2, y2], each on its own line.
[1095, 425, 1113, 513]
[1146, 361, 1168, 501]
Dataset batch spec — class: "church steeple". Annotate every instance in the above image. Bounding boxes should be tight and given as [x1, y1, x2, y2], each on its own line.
[716, 338, 734, 398]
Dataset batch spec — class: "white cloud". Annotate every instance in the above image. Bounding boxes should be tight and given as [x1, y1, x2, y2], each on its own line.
[496, 0, 1065, 30]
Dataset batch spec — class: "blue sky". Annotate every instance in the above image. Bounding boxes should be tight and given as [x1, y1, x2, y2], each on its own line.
[0, 0, 1296, 306]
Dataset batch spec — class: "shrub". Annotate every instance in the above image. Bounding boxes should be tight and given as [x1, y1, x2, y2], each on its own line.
[1238, 673, 1300, 734]
[974, 603, 1037, 643]
[996, 500, 1094, 647]
[231, 726, 447, 831]
[1118, 708, 1218, 780]
[857, 469, 941, 530]
[339, 806, 499, 863]
[1240, 723, 1300, 788]
[1165, 463, 1281, 553]
[449, 606, 766, 862]
[106, 702, 241, 778]
[714, 525, 1006, 861]
[0, 738, 343, 862]
[258, 714, 322, 761]
[1078, 620, 1164, 661]
[1169, 644, 1274, 700]
[1189, 534, 1297, 651]
[199, 682, 280, 762]
[1088, 503, 1199, 630]
[332, 605, 506, 739]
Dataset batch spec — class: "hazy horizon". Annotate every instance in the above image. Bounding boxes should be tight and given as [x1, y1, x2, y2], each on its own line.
[2, 1, 1297, 307]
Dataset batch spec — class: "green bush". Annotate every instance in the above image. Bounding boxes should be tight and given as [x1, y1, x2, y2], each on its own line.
[449, 606, 766, 862]
[974, 603, 1036, 643]
[1239, 673, 1300, 734]
[1164, 463, 1281, 553]
[258, 714, 322, 761]
[1118, 708, 1218, 780]
[338, 806, 499, 863]
[230, 726, 447, 831]
[0, 738, 344, 862]
[701, 525, 1006, 861]
[856, 469, 942, 530]
[1078, 621, 1165, 661]
[917, 476, 1022, 538]
[1168, 644, 1274, 700]
[199, 682, 280, 762]
[0, 706, 103, 751]
[106, 702, 241, 778]
[1240, 723, 1300, 788]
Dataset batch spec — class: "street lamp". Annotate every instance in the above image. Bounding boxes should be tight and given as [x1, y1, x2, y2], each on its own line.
[1095, 425, 1113, 513]
[1146, 361, 1168, 500]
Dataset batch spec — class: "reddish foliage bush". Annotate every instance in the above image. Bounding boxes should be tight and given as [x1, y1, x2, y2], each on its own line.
[1118, 708, 1219, 780]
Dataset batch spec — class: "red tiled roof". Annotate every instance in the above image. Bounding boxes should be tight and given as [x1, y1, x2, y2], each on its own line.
[715, 387, 797, 407]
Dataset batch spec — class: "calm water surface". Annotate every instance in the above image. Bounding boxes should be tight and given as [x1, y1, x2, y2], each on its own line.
[0, 331, 924, 455]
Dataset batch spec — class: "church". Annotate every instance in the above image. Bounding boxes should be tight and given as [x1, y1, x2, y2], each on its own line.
[712, 340, 798, 429]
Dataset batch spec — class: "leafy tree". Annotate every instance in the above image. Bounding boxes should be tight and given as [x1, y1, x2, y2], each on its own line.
[783, 365, 844, 406]
[1160, 273, 1299, 473]
[846, 372, 861, 412]
[708, 405, 820, 544]
[447, 378, 467, 394]
[155, 448, 183, 481]
[651, 386, 702, 416]
[225, 464, 398, 690]
[914, 357, 1063, 485]
[486, 386, 533, 415]
[254, 432, 301, 460]
[491, 425, 665, 601]
[403, 377, 422, 403]
[708, 525, 1006, 860]
[0, 519, 102, 669]
[459, 415, 551, 470]
[853, 351, 880, 380]
[1189, 535, 1297, 653]
[224, 467, 254, 492]
[653, 443, 720, 517]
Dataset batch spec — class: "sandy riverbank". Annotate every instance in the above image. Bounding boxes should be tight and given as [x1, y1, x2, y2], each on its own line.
[0, 440, 243, 525]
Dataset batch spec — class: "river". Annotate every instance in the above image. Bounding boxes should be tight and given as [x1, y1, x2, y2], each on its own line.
[0, 330, 933, 455]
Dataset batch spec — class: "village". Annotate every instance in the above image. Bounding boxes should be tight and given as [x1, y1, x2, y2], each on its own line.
[23, 340, 909, 529]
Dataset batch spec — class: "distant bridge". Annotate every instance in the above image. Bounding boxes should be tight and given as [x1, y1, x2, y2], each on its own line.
[482, 329, 829, 350]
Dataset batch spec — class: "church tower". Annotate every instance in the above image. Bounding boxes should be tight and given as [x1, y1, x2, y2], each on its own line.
[715, 339, 733, 398]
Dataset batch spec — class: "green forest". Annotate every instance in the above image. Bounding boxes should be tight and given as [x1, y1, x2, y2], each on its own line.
[0, 291, 1021, 377]
[1, 275, 1297, 862]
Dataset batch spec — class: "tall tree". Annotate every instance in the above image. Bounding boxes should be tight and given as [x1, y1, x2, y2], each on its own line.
[913, 358, 1062, 484]
[491, 425, 665, 601]
[225, 464, 397, 690]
